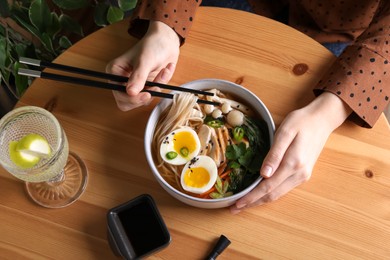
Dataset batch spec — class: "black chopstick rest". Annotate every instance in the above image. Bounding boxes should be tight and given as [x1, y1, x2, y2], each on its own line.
[205, 235, 231, 260]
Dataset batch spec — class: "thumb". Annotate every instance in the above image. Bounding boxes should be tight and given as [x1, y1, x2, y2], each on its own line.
[126, 63, 150, 96]
[260, 129, 295, 178]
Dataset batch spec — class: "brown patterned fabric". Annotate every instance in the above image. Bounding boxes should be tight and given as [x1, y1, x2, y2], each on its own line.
[129, 0, 389, 128]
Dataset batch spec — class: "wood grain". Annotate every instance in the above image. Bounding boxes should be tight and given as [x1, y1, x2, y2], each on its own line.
[0, 7, 389, 259]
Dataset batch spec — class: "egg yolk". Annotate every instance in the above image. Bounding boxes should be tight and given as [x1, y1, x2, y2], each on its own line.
[173, 131, 197, 157]
[183, 167, 210, 188]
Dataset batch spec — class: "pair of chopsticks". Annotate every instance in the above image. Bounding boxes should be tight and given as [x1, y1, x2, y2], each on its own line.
[17, 57, 219, 106]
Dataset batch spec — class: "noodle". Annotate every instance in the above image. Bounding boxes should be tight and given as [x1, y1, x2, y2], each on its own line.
[152, 93, 198, 190]
[152, 89, 266, 198]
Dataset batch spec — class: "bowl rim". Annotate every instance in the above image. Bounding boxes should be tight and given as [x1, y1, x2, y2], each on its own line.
[144, 78, 275, 203]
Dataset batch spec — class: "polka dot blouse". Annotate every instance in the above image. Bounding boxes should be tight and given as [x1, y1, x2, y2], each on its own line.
[129, 0, 389, 128]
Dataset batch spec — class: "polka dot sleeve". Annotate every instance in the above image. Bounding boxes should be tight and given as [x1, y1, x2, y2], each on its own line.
[314, 2, 390, 128]
[128, 0, 201, 44]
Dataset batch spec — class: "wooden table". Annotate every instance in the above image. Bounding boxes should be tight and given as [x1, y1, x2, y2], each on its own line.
[1, 7, 390, 259]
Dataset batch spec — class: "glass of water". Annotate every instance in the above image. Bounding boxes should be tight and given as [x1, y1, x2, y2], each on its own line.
[0, 106, 88, 208]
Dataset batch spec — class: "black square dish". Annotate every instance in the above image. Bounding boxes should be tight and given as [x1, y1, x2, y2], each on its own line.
[107, 194, 171, 259]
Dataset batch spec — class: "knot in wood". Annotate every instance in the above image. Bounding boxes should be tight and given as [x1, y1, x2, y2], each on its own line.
[292, 63, 309, 75]
[364, 169, 374, 178]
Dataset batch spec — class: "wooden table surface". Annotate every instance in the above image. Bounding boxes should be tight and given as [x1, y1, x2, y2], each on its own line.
[1, 7, 390, 259]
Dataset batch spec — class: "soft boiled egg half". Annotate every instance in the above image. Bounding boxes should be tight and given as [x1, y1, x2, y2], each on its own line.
[160, 127, 201, 165]
[181, 155, 218, 194]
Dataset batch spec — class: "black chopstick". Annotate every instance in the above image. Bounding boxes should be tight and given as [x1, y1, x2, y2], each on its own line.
[19, 57, 214, 96]
[17, 68, 220, 106]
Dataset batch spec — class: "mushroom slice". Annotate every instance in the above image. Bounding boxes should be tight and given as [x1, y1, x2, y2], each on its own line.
[197, 124, 212, 155]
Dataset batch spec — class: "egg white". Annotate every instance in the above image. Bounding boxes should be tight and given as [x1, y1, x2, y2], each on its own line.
[160, 128, 201, 165]
[180, 155, 218, 194]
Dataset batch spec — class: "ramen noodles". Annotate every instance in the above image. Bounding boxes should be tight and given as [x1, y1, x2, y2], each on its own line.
[152, 89, 269, 199]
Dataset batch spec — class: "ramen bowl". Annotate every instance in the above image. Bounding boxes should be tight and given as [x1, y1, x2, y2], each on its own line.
[144, 79, 275, 209]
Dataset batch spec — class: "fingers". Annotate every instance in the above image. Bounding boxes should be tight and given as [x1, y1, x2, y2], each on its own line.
[230, 173, 303, 214]
[230, 130, 312, 214]
[260, 124, 296, 178]
[154, 63, 176, 83]
[112, 90, 152, 111]
[124, 60, 151, 96]
[106, 58, 133, 77]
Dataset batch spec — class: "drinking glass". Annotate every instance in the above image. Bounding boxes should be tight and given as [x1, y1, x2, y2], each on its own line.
[0, 106, 88, 208]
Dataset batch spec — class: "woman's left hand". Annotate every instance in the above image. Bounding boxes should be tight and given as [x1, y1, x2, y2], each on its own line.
[230, 92, 352, 213]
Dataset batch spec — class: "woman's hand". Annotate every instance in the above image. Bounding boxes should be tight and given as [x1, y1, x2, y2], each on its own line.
[106, 21, 180, 111]
[230, 92, 352, 213]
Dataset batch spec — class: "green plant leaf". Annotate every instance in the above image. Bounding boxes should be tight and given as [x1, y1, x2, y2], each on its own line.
[47, 12, 61, 38]
[0, 37, 6, 67]
[13, 62, 29, 96]
[59, 14, 84, 36]
[118, 0, 137, 11]
[0, 0, 10, 17]
[12, 13, 42, 41]
[107, 6, 123, 24]
[14, 43, 28, 59]
[40, 32, 55, 53]
[24, 43, 37, 59]
[29, 0, 51, 32]
[94, 2, 109, 26]
[52, 0, 90, 10]
[59, 35, 72, 49]
[0, 68, 11, 85]
[0, 25, 5, 36]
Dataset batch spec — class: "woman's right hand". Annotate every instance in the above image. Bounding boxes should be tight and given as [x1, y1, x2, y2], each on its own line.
[106, 21, 180, 111]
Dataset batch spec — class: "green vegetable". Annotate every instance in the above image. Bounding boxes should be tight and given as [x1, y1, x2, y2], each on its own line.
[233, 126, 245, 142]
[204, 115, 224, 128]
[229, 168, 245, 192]
[165, 151, 178, 160]
[242, 117, 268, 149]
[226, 142, 246, 161]
[225, 116, 271, 193]
[210, 176, 233, 199]
[180, 147, 189, 157]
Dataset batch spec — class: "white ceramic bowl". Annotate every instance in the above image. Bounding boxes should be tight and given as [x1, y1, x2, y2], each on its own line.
[144, 79, 275, 208]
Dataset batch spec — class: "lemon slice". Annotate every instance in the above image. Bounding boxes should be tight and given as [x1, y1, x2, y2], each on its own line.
[9, 133, 52, 169]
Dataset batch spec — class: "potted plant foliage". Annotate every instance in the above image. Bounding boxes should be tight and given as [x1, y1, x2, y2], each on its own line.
[0, 0, 137, 116]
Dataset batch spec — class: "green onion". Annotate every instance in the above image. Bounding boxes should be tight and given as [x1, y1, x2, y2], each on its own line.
[166, 151, 178, 160]
[180, 147, 189, 157]
[204, 115, 224, 128]
[233, 126, 245, 142]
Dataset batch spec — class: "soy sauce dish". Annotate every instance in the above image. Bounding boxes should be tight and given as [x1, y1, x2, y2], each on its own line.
[144, 79, 275, 209]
